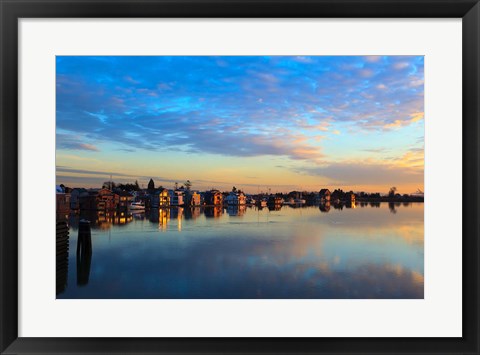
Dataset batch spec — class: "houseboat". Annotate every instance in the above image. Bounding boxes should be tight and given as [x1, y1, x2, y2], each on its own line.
[129, 201, 145, 210]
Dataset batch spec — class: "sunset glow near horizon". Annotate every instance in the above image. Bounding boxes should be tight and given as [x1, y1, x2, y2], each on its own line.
[56, 56, 424, 194]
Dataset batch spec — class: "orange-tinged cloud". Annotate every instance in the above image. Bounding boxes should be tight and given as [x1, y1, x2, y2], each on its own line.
[410, 112, 424, 123]
[384, 112, 424, 129]
[393, 150, 424, 171]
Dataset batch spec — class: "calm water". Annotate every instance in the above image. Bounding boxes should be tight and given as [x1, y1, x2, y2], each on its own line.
[57, 202, 424, 299]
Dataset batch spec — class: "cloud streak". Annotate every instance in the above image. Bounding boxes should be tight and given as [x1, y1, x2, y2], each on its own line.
[57, 133, 99, 151]
[299, 162, 423, 186]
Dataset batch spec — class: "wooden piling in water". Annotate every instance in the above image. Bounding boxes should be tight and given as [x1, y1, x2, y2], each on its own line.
[76, 219, 92, 286]
[56, 220, 69, 295]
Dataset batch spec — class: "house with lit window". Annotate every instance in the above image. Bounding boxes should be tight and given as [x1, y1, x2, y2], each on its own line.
[158, 188, 170, 207]
[319, 189, 331, 202]
[96, 188, 118, 210]
[184, 190, 201, 206]
[116, 190, 133, 209]
[150, 188, 170, 208]
[204, 189, 223, 206]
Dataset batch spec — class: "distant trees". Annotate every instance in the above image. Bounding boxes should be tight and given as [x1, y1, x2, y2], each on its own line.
[148, 178, 155, 191]
[331, 189, 346, 201]
[358, 191, 381, 198]
[116, 182, 140, 192]
[103, 181, 116, 189]
[185, 180, 192, 191]
[388, 186, 397, 197]
[102, 180, 140, 192]
[102, 178, 148, 192]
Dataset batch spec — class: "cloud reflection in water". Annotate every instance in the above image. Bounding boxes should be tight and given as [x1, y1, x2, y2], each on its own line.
[58, 203, 423, 299]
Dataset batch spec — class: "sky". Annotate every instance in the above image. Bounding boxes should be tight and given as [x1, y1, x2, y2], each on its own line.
[56, 56, 424, 194]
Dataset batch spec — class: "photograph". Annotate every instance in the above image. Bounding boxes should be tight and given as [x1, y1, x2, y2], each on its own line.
[55, 55, 424, 299]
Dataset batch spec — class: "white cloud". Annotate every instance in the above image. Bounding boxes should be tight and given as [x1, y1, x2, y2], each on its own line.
[393, 62, 409, 70]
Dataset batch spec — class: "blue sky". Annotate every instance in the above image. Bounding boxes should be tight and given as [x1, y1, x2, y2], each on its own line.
[56, 56, 424, 194]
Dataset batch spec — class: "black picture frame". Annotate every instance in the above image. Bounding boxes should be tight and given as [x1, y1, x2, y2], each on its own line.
[1, 1, 479, 354]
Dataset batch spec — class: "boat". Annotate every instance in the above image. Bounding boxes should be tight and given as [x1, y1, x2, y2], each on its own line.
[294, 191, 306, 204]
[283, 198, 294, 205]
[129, 201, 145, 210]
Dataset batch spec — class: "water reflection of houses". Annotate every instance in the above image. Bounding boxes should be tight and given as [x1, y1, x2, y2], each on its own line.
[345, 200, 356, 209]
[227, 205, 246, 216]
[169, 207, 184, 220]
[159, 208, 170, 228]
[267, 204, 282, 211]
[330, 199, 355, 210]
[184, 207, 201, 220]
[169, 207, 184, 231]
[149, 208, 170, 229]
[333, 202, 344, 210]
[148, 207, 183, 231]
[68, 210, 133, 231]
[113, 210, 134, 225]
[319, 201, 331, 212]
[92, 211, 113, 230]
[204, 206, 223, 218]
[132, 211, 146, 220]
[267, 195, 282, 207]
[149, 208, 159, 223]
